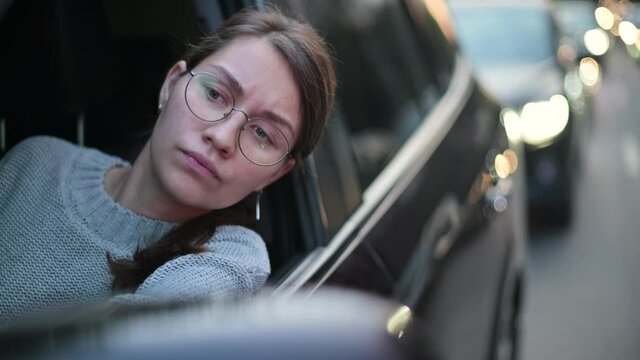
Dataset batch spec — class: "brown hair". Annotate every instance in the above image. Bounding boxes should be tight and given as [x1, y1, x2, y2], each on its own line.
[108, 7, 336, 291]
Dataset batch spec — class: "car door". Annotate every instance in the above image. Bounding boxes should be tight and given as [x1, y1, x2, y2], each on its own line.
[262, 1, 526, 360]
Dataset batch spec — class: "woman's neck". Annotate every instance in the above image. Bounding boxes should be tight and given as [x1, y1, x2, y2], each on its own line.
[103, 144, 206, 223]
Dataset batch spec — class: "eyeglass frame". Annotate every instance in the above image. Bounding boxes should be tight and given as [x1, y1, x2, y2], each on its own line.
[183, 70, 293, 167]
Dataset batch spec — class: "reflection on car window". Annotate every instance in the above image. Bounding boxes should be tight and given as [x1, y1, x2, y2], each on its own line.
[301, 0, 442, 187]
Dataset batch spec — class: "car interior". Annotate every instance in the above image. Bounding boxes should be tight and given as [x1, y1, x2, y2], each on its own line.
[0, 0, 323, 284]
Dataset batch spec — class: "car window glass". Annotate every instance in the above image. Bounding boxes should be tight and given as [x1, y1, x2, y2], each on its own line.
[285, 0, 443, 187]
[312, 111, 362, 239]
[403, 0, 456, 86]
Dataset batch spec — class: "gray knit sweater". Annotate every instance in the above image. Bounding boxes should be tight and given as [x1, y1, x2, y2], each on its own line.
[0, 136, 270, 326]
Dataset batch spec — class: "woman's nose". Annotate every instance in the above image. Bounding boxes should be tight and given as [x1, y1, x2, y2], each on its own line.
[201, 109, 247, 157]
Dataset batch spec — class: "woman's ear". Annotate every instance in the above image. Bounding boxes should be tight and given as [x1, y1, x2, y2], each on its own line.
[158, 60, 188, 109]
[255, 158, 297, 191]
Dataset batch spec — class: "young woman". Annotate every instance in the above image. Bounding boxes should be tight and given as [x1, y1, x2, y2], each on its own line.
[0, 8, 336, 326]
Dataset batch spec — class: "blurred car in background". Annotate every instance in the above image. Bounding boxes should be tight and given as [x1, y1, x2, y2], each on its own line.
[554, 0, 610, 61]
[0, 0, 527, 359]
[448, 0, 584, 225]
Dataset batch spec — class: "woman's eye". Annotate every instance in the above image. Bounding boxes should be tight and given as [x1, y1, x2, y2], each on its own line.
[253, 127, 273, 144]
[207, 87, 221, 100]
[255, 127, 268, 140]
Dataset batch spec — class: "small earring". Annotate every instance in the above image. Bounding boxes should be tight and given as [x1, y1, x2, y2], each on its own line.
[255, 190, 262, 221]
[158, 103, 164, 112]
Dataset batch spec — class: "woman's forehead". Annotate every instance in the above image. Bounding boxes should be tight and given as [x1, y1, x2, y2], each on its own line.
[196, 38, 303, 142]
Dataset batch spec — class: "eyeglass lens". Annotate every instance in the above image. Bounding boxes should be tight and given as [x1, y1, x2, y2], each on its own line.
[185, 73, 290, 166]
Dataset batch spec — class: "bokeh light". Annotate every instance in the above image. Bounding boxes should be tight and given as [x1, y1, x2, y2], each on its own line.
[595, 6, 615, 30]
[584, 28, 610, 56]
[501, 109, 523, 143]
[494, 154, 511, 179]
[619, 21, 639, 45]
[521, 95, 570, 146]
[579, 57, 600, 87]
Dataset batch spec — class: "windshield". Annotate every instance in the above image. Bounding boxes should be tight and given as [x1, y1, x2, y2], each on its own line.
[451, 6, 555, 68]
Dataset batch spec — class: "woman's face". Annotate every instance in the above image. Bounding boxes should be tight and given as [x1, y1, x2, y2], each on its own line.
[147, 37, 301, 218]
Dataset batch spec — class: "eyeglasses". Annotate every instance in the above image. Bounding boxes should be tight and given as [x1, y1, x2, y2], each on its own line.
[184, 71, 291, 166]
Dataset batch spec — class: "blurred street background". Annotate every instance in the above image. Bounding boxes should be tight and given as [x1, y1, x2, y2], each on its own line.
[523, 40, 640, 359]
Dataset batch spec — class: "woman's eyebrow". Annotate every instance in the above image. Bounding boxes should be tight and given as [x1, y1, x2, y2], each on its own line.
[204, 64, 244, 95]
[264, 111, 294, 139]
[201, 64, 294, 139]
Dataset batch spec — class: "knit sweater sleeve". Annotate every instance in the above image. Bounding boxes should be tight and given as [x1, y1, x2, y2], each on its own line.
[111, 225, 270, 305]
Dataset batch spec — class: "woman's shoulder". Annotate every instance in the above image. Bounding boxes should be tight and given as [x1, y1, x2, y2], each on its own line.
[213, 225, 263, 242]
[134, 224, 270, 301]
[210, 225, 266, 251]
[2, 136, 79, 164]
[15, 135, 76, 150]
[208, 225, 269, 269]
[2, 136, 126, 171]
[0, 136, 79, 175]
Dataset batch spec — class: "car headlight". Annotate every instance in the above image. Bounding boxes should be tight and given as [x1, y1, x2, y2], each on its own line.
[502, 94, 570, 147]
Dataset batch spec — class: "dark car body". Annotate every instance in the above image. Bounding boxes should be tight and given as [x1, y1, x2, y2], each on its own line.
[448, 0, 584, 224]
[0, 0, 526, 359]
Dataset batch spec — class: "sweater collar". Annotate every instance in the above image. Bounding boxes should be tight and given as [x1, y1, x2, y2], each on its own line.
[66, 148, 176, 248]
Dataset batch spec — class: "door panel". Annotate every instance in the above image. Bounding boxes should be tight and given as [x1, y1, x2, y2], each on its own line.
[323, 241, 395, 298]
[262, 1, 521, 359]
[365, 87, 515, 360]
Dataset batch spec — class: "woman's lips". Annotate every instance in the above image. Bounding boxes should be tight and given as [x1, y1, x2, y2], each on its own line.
[183, 151, 219, 179]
